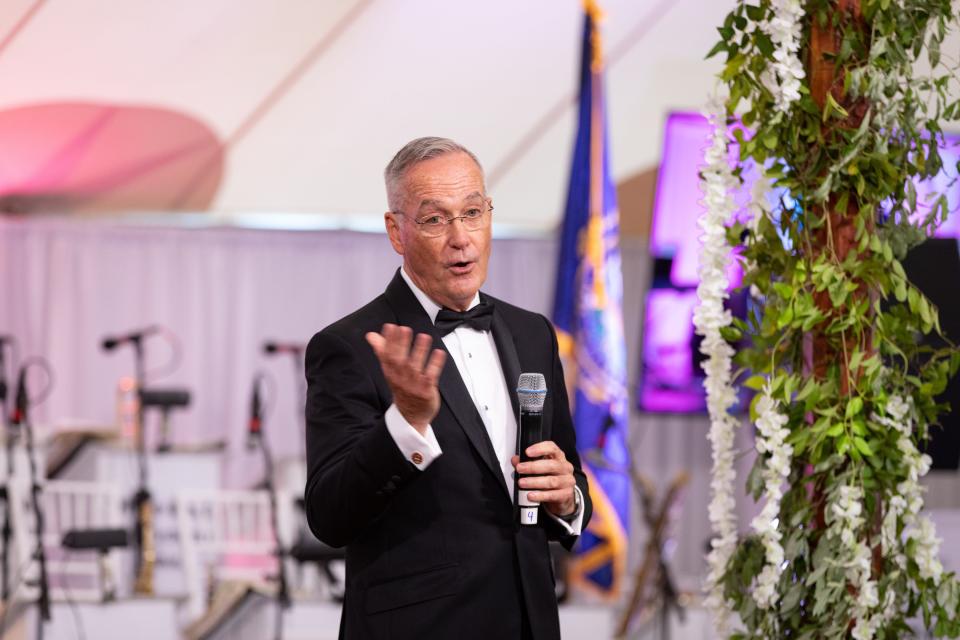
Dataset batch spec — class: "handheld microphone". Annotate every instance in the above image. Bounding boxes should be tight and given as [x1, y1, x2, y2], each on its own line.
[247, 377, 262, 450]
[102, 326, 160, 351]
[0, 336, 9, 406]
[263, 342, 304, 356]
[9, 366, 27, 427]
[516, 373, 547, 526]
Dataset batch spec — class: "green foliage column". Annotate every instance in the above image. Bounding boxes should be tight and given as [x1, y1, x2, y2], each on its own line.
[703, 0, 960, 637]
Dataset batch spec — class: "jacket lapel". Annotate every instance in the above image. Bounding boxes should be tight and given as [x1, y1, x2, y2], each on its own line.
[488, 298, 522, 436]
[383, 271, 508, 496]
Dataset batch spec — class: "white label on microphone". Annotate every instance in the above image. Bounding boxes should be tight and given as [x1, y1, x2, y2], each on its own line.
[521, 506, 539, 525]
[519, 489, 537, 507]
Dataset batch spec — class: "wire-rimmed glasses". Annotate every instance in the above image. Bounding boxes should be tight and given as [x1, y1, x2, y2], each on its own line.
[393, 203, 493, 238]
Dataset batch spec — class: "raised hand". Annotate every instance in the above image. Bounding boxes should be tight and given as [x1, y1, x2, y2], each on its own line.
[365, 323, 447, 435]
[512, 441, 577, 518]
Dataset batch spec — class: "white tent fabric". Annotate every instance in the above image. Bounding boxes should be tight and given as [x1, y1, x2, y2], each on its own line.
[0, 0, 733, 229]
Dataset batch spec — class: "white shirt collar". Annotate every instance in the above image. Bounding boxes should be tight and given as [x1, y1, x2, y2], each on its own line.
[399, 266, 480, 324]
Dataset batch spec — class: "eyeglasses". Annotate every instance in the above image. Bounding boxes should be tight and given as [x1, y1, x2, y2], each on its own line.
[393, 203, 493, 238]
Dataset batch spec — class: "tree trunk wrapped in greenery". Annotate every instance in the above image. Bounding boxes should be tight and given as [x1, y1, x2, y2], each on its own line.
[697, 0, 960, 637]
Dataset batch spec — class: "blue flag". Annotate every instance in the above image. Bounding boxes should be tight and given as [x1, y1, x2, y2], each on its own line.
[551, 2, 630, 597]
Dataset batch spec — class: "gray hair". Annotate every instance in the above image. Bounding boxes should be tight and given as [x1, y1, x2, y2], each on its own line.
[384, 137, 484, 211]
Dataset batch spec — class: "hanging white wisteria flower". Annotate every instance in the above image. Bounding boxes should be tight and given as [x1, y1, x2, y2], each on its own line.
[873, 395, 942, 582]
[835, 395, 945, 640]
[749, 386, 792, 610]
[825, 483, 885, 639]
[695, 89, 741, 632]
[703, 0, 960, 636]
[759, 0, 805, 112]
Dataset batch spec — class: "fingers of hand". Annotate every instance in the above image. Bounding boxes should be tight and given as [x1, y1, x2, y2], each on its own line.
[423, 348, 447, 384]
[524, 440, 563, 460]
[366, 324, 398, 364]
[527, 488, 574, 505]
[517, 444, 575, 504]
[409, 332, 432, 371]
[516, 457, 573, 477]
[384, 324, 413, 365]
[369, 324, 442, 382]
[518, 473, 574, 491]
[510, 455, 520, 469]
[365, 330, 387, 357]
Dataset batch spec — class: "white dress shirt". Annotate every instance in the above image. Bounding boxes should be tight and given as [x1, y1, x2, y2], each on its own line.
[383, 268, 583, 535]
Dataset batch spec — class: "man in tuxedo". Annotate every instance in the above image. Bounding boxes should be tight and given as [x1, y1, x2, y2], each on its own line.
[304, 137, 592, 639]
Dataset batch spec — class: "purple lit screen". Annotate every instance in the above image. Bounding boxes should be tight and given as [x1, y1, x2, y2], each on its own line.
[638, 289, 703, 413]
[649, 112, 750, 288]
[911, 137, 960, 235]
[639, 112, 746, 413]
[637, 111, 960, 413]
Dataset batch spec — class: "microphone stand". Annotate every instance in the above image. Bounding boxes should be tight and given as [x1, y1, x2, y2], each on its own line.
[105, 334, 154, 593]
[0, 419, 14, 609]
[131, 335, 148, 506]
[0, 343, 12, 605]
[20, 377, 51, 639]
[130, 336, 158, 596]
[253, 425, 290, 640]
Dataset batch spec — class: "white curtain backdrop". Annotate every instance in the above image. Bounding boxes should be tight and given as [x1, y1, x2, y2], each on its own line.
[0, 217, 719, 582]
[0, 218, 645, 487]
[14, 218, 956, 588]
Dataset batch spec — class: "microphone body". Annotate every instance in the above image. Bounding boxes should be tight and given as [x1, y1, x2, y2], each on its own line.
[102, 326, 159, 351]
[247, 379, 262, 450]
[263, 342, 304, 356]
[9, 367, 27, 427]
[516, 373, 547, 526]
[0, 336, 9, 406]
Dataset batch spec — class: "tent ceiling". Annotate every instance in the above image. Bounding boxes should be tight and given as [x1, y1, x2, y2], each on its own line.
[0, 1, 735, 229]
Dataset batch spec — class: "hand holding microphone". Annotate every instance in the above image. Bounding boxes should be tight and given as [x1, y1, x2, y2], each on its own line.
[513, 373, 577, 525]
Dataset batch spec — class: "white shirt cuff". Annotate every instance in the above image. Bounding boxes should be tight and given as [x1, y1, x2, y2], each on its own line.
[384, 404, 442, 470]
[544, 485, 585, 536]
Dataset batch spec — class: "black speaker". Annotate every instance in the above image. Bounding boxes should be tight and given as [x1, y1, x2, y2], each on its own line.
[902, 237, 960, 470]
[138, 388, 191, 409]
[62, 528, 129, 551]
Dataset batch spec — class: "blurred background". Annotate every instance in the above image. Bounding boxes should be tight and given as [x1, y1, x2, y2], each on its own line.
[0, 1, 958, 638]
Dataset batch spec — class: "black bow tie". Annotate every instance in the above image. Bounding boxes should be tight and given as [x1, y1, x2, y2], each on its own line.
[435, 301, 494, 336]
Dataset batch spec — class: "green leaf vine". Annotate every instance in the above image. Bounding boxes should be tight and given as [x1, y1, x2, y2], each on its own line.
[708, 0, 960, 637]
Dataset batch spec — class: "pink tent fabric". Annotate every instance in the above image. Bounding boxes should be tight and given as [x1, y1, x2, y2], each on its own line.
[0, 102, 223, 213]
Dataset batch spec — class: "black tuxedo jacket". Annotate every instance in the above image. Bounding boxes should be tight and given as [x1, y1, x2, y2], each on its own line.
[304, 270, 592, 640]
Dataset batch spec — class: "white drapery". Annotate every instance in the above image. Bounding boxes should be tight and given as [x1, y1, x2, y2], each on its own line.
[0, 219, 647, 490]
[18, 218, 951, 585]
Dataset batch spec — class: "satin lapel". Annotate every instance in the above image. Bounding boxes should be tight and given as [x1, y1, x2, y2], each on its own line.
[383, 272, 508, 495]
[489, 302, 522, 435]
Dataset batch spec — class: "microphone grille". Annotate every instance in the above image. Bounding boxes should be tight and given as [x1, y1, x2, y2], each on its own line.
[517, 373, 547, 411]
